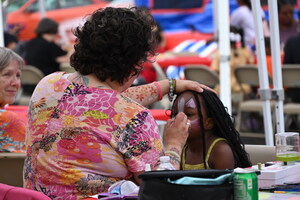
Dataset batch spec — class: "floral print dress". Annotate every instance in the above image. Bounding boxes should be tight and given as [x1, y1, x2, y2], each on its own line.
[24, 72, 163, 200]
[0, 109, 26, 152]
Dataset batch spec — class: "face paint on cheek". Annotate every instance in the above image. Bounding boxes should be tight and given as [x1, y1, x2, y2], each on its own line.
[189, 118, 200, 131]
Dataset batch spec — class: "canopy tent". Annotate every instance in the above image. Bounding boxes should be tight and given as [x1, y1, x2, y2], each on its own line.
[136, 0, 286, 146]
[251, 0, 285, 146]
[0, 4, 4, 46]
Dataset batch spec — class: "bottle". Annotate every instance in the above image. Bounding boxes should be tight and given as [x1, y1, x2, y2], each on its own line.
[156, 156, 175, 170]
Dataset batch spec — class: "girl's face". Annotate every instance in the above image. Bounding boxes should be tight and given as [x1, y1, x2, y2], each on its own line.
[0, 61, 21, 107]
[172, 91, 213, 139]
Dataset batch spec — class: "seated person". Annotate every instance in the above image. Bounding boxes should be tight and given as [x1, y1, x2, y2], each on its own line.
[278, 0, 300, 48]
[0, 47, 26, 153]
[171, 90, 252, 169]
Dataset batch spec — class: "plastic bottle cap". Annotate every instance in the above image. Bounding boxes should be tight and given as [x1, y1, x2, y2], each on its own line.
[145, 164, 151, 172]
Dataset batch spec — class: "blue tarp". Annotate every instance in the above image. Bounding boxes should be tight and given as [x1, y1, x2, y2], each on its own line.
[135, 0, 239, 33]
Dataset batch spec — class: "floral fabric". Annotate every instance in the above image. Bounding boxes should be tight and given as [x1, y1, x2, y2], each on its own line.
[0, 109, 26, 153]
[24, 72, 163, 200]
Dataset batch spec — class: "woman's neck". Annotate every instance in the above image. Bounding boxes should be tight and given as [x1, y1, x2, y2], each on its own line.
[69, 72, 124, 92]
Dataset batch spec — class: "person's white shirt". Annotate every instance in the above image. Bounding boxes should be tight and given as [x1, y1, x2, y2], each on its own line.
[231, 5, 255, 47]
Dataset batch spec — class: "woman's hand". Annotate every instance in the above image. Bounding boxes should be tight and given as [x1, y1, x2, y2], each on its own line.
[175, 79, 215, 94]
[163, 112, 190, 169]
[158, 79, 215, 98]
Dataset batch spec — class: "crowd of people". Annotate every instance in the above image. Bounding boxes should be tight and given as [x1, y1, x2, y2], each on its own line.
[1, 0, 300, 199]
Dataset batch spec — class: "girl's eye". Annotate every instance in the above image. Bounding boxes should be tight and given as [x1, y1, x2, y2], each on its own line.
[185, 113, 193, 117]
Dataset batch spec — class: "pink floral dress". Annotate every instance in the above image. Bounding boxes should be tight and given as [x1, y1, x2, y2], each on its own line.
[24, 72, 163, 200]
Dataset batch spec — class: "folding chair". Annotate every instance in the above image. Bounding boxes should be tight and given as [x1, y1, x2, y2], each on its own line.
[0, 153, 26, 187]
[281, 64, 300, 131]
[60, 62, 76, 73]
[244, 144, 276, 164]
[234, 65, 274, 144]
[17, 65, 44, 105]
[184, 64, 219, 89]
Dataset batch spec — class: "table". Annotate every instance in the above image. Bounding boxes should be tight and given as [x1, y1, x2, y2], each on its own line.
[84, 191, 300, 200]
[259, 192, 300, 200]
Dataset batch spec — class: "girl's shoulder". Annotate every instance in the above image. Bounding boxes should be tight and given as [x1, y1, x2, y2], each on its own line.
[208, 138, 235, 169]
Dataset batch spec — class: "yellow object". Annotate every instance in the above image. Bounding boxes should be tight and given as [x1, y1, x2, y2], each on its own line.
[181, 138, 226, 170]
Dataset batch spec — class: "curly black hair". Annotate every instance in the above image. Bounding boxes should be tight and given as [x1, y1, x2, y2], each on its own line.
[171, 90, 252, 169]
[70, 7, 159, 84]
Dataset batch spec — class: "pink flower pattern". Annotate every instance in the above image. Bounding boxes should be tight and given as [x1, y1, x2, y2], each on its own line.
[24, 72, 163, 200]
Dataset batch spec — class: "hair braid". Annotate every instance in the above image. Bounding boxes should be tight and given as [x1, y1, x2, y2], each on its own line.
[172, 90, 252, 168]
[199, 90, 252, 167]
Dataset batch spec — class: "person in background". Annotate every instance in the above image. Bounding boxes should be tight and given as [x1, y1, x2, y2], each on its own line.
[278, 0, 299, 49]
[283, 32, 300, 103]
[230, 0, 255, 48]
[23, 18, 71, 76]
[171, 90, 252, 169]
[24, 7, 211, 199]
[4, 32, 18, 50]
[0, 47, 26, 153]
[230, 0, 269, 49]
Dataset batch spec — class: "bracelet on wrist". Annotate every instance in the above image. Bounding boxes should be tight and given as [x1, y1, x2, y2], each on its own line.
[165, 150, 181, 160]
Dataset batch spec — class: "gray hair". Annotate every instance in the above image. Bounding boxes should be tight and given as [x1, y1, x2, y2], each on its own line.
[0, 47, 24, 71]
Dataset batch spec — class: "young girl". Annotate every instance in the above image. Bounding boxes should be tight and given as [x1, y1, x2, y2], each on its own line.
[171, 90, 252, 169]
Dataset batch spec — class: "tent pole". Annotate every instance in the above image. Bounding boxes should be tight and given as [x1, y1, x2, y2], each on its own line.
[0, 3, 4, 47]
[39, 0, 46, 19]
[251, 0, 274, 146]
[268, 0, 285, 134]
[217, 0, 232, 114]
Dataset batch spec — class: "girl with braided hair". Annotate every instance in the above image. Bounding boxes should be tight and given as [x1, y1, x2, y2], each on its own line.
[171, 90, 251, 169]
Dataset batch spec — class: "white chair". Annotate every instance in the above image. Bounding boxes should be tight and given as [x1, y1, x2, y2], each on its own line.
[281, 64, 300, 130]
[184, 64, 219, 89]
[234, 65, 274, 144]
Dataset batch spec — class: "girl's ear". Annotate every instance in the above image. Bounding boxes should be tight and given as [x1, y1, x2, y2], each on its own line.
[204, 118, 214, 130]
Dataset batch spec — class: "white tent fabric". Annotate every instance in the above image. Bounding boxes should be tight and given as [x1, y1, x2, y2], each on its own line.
[0, 4, 4, 47]
[214, 0, 232, 114]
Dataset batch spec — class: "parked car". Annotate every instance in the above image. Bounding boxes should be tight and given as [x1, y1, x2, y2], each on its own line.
[5, 0, 112, 41]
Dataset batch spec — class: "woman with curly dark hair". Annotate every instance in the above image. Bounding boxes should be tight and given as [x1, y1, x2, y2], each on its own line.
[171, 90, 251, 170]
[24, 7, 211, 199]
